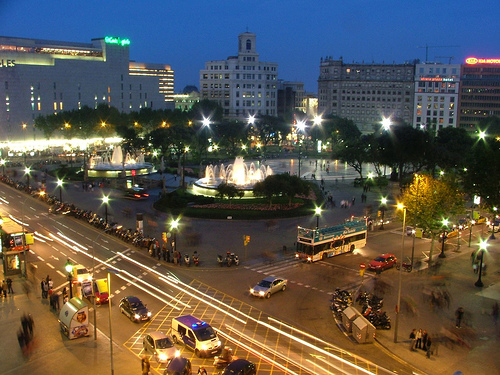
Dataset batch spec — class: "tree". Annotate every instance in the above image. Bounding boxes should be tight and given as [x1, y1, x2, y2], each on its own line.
[216, 183, 244, 206]
[253, 174, 284, 207]
[332, 135, 370, 180]
[279, 174, 311, 206]
[399, 174, 465, 264]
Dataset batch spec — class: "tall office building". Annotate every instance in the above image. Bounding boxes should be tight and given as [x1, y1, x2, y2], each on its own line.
[0, 35, 174, 141]
[413, 63, 461, 131]
[318, 57, 415, 132]
[458, 57, 500, 129]
[199, 32, 278, 119]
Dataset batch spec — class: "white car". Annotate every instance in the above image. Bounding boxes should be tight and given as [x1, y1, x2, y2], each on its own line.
[143, 331, 179, 363]
[73, 264, 92, 283]
[250, 276, 288, 298]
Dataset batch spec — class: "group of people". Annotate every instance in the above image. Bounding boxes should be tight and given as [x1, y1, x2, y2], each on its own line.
[1, 278, 14, 297]
[149, 240, 189, 265]
[17, 313, 35, 356]
[409, 328, 434, 358]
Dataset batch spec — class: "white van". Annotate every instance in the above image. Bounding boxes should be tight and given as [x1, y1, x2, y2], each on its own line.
[171, 315, 221, 357]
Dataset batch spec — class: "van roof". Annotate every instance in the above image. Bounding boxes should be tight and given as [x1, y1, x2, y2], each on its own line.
[174, 315, 209, 329]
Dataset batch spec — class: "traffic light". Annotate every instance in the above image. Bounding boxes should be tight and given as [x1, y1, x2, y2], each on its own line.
[162, 232, 167, 242]
[244, 235, 250, 246]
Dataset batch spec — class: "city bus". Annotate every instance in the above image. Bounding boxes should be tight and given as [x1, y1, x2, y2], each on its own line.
[295, 218, 367, 262]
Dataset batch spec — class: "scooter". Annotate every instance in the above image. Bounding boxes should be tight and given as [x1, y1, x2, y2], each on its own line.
[184, 254, 191, 267]
[230, 253, 239, 266]
[193, 252, 199, 266]
[213, 346, 236, 369]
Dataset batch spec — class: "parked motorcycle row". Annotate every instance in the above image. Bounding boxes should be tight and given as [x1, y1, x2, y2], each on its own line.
[217, 251, 240, 267]
[330, 288, 391, 330]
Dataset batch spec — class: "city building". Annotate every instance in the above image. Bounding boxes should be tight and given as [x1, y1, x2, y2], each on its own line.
[0, 35, 174, 141]
[413, 63, 461, 132]
[277, 80, 305, 118]
[173, 86, 200, 112]
[318, 57, 415, 133]
[458, 57, 500, 129]
[199, 32, 279, 119]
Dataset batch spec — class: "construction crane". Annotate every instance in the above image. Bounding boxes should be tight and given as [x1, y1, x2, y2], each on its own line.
[417, 44, 459, 62]
[435, 56, 455, 64]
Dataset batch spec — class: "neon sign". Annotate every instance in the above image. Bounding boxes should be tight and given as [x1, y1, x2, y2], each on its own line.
[104, 36, 131, 46]
[466, 57, 500, 65]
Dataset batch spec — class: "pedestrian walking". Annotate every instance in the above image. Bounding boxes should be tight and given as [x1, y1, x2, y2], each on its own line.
[173, 250, 178, 265]
[141, 355, 151, 375]
[409, 328, 417, 351]
[455, 307, 464, 328]
[425, 336, 432, 358]
[7, 277, 14, 294]
[166, 248, 171, 263]
[492, 302, 499, 326]
[42, 279, 49, 299]
[2, 280, 8, 298]
[415, 328, 422, 349]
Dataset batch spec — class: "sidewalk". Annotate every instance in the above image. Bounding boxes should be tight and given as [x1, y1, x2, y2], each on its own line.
[0, 275, 139, 375]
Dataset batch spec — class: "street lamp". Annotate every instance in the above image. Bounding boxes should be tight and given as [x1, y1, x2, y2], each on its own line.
[102, 195, 109, 225]
[394, 203, 406, 343]
[379, 197, 387, 230]
[24, 166, 31, 188]
[489, 207, 498, 240]
[181, 146, 189, 190]
[57, 178, 64, 203]
[65, 259, 74, 299]
[170, 218, 179, 254]
[315, 206, 322, 229]
[439, 219, 449, 258]
[474, 240, 488, 287]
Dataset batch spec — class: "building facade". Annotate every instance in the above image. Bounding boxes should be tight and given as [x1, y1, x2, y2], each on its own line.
[0, 36, 174, 141]
[413, 63, 461, 131]
[277, 80, 305, 118]
[458, 57, 500, 129]
[199, 32, 278, 119]
[318, 57, 415, 132]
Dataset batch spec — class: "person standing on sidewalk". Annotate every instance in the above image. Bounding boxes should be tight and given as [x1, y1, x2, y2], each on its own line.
[141, 355, 150, 375]
[415, 328, 422, 349]
[7, 277, 14, 294]
[409, 329, 417, 351]
[425, 336, 432, 358]
[455, 307, 464, 328]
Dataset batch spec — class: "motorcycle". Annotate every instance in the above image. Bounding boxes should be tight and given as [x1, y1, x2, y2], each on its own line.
[213, 346, 236, 369]
[217, 254, 224, 267]
[226, 252, 239, 267]
[184, 254, 191, 267]
[193, 252, 199, 266]
[396, 260, 413, 272]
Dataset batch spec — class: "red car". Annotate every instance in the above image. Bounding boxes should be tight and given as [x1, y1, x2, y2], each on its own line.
[369, 253, 397, 272]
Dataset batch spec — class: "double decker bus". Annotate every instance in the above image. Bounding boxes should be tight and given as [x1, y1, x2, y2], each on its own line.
[296, 218, 367, 262]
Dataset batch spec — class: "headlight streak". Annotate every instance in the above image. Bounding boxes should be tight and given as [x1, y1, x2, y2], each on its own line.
[34, 231, 53, 241]
[45, 232, 187, 310]
[158, 276, 246, 325]
[9, 214, 29, 226]
[57, 231, 88, 251]
[255, 320, 377, 375]
[220, 325, 303, 375]
[0, 197, 9, 204]
[305, 359, 341, 375]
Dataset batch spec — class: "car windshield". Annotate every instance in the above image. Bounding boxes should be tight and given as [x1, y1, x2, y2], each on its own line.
[131, 301, 144, 309]
[374, 257, 386, 262]
[77, 268, 88, 275]
[156, 337, 173, 349]
[194, 326, 216, 341]
[258, 280, 272, 288]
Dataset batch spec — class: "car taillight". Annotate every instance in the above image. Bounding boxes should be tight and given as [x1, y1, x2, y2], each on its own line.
[143, 193, 149, 197]
[134, 194, 140, 198]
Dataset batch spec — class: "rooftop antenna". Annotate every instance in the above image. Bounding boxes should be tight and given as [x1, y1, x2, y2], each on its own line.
[417, 44, 459, 62]
[435, 56, 455, 64]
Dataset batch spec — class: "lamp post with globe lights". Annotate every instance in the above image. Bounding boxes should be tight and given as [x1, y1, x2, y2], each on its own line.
[475, 240, 488, 287]
[170, 218, 179, 255]
[394, 203, 406, 343]
[439, 219, 449, 258]
[315, 206, 322, 229]
[65, 259, 74, 299]
[102, 195, 109, 225]
[379, 197, 388, 230]
[57, 178, 64, 203]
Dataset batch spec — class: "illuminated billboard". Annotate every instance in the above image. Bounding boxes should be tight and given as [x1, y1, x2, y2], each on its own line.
[465, 57, 500, 65]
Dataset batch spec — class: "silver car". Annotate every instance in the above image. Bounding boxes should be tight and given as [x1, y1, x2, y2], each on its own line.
[250, 276, 288, 298]
[143, 331, 179, 363]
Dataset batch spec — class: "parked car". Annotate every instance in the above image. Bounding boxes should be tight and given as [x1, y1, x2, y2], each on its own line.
[487, 218, 500, 232]
[222, 359, 257, 375]
[72, 264, 92, 283]
[119, 296, 152, 322]
[163, 356, 192, 375]
[368, 253, 397, 272]
[250, 276, 287, 298]
[123, 187, 149, 200]
[143, 331, 179, 363]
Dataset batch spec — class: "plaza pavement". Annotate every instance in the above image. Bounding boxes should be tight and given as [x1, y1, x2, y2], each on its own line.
[2, 157, 499, 375]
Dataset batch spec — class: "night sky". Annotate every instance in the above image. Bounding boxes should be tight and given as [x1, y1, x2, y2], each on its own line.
[1, 0, 498, 93]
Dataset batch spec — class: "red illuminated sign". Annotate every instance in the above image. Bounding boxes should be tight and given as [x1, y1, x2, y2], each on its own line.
[466, 57, 500, 65]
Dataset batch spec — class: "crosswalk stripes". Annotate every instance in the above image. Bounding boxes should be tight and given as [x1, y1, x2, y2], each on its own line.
[244, 254, 299, 275]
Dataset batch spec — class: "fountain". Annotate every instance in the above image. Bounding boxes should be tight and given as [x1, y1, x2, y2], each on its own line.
[193, 156, 273, 198]
[87, 145, 155, 178]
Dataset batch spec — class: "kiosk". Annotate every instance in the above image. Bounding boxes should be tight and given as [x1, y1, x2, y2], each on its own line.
[58, 297, 90, 339]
